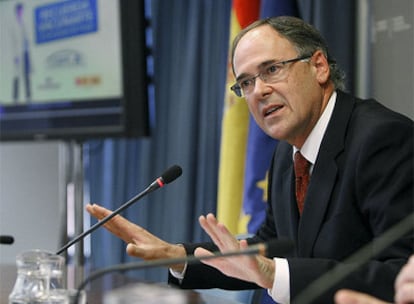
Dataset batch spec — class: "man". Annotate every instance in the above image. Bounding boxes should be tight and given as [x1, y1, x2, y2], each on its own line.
[86, 16, 413, 303]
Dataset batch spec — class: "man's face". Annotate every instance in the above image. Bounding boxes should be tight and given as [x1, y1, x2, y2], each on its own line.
[233, 25, 331, 148]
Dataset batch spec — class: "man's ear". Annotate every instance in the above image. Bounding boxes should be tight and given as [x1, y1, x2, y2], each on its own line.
[312, 50, 330, 84]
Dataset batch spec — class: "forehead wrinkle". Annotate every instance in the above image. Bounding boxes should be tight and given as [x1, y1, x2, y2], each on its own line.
[235, 59, 278, 82]
[233, 27, 297, 80]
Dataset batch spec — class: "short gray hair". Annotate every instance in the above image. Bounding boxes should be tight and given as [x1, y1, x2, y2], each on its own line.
[231, 16, 346, 91]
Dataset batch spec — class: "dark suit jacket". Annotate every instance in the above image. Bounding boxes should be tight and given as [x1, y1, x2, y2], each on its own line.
[169, 91, 414, 303]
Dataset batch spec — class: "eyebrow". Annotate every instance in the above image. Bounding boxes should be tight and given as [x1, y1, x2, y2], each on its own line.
[235, 59, 279, 82]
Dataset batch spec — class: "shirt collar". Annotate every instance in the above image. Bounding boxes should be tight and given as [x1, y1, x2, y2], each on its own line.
[293, 91, 337, 165]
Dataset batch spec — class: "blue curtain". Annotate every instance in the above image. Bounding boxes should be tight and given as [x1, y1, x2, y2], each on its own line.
[297, 0, 357, 92]
[85, 0, 231, 283]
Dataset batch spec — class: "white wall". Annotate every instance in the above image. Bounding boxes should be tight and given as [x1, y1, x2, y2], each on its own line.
[370, 0, 414, 119]
[0, 141, 65, 264]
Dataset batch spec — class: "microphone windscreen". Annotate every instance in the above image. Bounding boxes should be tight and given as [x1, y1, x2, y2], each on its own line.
[0, 236, 14, 244]
[161, 165, 182, 184]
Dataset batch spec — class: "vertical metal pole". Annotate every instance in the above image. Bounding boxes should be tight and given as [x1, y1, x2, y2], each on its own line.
[62, 141, 85, 289]
[72, 140, 84, 288]
[58, 142, 69, 289]
[356, 0, 372, 99]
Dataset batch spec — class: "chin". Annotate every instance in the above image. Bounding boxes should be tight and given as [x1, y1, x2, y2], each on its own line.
[263, 128, 279, 140]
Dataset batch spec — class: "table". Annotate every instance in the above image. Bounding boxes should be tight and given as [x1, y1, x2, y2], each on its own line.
[1, 264, 241, 304]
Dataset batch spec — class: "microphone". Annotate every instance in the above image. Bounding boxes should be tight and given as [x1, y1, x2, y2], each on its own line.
[56, 165, 182, 255]
[147, 165, 183, 191]
[74, 239, 294, 302]
[0, 235, 14, 245]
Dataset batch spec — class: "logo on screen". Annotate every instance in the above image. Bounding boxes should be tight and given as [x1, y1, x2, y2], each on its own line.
[37, 77, 61, 90]
[75, 75, 101, 86]
[46, 49, 84, 68]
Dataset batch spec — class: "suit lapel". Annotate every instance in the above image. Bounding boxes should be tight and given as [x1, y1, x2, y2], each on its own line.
[280, 164, 299, 242]
[271, 142, 299, 244]
[297, 91, 355, 257]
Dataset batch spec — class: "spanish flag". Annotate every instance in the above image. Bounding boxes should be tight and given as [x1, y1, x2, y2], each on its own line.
[243, 0, 299, 235]
[217, 0, 300, 236]
[216, 0, 260, 234]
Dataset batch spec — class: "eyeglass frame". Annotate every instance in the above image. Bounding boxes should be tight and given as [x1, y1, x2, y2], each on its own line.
[230, 54, 313, 98]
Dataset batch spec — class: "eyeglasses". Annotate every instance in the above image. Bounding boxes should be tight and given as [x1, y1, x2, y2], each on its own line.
[230, 54, 312, 98]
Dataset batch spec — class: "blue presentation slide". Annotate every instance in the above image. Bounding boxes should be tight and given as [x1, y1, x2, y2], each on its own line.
[0, 0, 123, 105]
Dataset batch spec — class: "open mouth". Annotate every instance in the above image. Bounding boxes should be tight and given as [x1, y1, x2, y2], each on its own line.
[264, 105, 283, 117]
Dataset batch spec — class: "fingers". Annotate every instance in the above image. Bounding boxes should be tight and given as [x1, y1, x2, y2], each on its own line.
[85, 203, 187, 268]
[198, 214, 222, 247]
[126, 242, 148, 258]
[85, 203, 143, 244]
[198, 213, 239, 251]
[239, 239, 249, 250]
[126, 241, 187, 272]
[85, 203, 111, 220]
[126, 238, 171, 260]
[334, 289, 388, 304]
[85, 204, 129, 228]
[194, 247, 214, 257]
[335, 289, 361, 304]
[126, 242, 162, 261]
[194, 246, 233, 272]
[395, 255, 414, 291]
[197, 214, 276, 289]
[394, 255, 414, 304]
[395, 282, 414, 304]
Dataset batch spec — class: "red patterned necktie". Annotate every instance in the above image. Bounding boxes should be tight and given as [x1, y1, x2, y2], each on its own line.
[294, 151, 311, 215]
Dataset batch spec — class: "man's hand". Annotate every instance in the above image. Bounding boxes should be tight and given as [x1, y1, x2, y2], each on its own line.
[394, 255, 414, 304]
[195, 213, 275, 289]
[335, 290, 390, 304]
[85, 203, 186, 271]
[335, 254, 414, 304]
